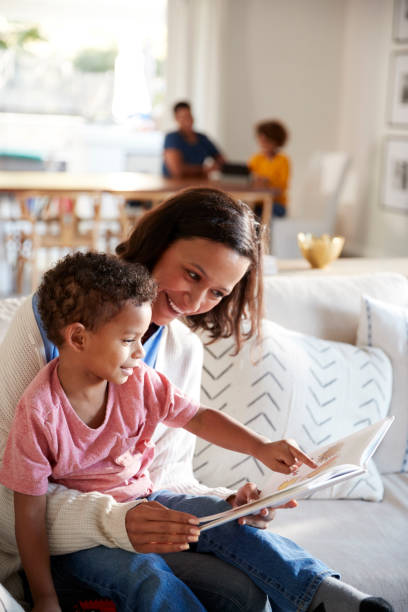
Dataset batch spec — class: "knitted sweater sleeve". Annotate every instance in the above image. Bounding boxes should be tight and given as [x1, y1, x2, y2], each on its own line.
[0, 298, 136, 589]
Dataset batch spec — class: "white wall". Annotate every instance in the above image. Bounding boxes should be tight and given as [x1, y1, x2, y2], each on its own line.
[338, 0, 408, 257]
[218, 0, 346, 216]
[211, 0, 407, 256]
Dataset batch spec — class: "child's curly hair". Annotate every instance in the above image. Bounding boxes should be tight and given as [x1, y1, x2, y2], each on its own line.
[256, 120, 288, 148]
[37, 251, 157, 347]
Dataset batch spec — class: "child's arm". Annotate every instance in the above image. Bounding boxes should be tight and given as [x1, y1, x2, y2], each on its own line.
[14, 492, 61, 612]
[184, 407, 317, 474]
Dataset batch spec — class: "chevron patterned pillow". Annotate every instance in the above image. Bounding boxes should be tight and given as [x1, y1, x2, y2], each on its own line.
[357, 295, 408, 474]
[194, 319, 392, 501]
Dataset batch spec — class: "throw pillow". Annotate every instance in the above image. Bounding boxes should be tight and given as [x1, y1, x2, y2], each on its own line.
[194, 319, 392, 501]
[356, 295, 408, 473]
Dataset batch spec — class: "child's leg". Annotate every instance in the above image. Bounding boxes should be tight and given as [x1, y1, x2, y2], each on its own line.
[51, 545, 206, 612]
[164, 551, 272, 612]
[199, 520, 393, 612]
[153, 492, 393, 612]
[152, 491, 332, 612]
[51, 544, 271, 612]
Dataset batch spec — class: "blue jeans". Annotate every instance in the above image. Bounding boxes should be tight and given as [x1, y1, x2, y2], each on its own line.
[51, 491, 336, 612]
[153, 492, 336, 612]
[51, 549, 271, 612]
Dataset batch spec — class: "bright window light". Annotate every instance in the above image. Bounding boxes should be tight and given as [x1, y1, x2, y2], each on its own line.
[0, 0, 167, 128]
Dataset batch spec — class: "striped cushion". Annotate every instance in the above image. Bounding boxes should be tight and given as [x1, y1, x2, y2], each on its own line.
[194, 318, 392, 501]
[357, 295, 408, 473]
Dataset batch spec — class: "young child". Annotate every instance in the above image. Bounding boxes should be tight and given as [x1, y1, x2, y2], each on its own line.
[0, 252, 393, 612]
[248, 119, 290, 217]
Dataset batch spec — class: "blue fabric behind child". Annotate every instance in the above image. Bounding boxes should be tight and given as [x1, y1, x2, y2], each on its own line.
[32, 294, 163, 368]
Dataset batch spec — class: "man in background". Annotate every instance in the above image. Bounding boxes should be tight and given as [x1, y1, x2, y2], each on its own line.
[163, 101, 225, 178]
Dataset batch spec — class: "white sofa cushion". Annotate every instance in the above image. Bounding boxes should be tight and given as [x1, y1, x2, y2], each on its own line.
[0, 297, 25, 345]
[0, 584, 24, 612]
[271, 473, 408, 611]
[357, 295, 408, 473]
[263, 273, 408, 344]
[195, 319, 392, 501]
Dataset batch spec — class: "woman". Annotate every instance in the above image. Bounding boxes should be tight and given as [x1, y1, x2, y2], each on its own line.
[0, 188, 272, 611]
[0, 188, 391, 612]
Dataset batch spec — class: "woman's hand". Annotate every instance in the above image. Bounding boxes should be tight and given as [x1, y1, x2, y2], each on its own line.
[228, 482, 297, 529]
[125, 500, 200, 553]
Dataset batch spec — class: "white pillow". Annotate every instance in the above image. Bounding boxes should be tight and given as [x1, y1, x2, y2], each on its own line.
[357, 295, 408, 473]
[194, 319, 392, 501]
[263, 273, 408, 344]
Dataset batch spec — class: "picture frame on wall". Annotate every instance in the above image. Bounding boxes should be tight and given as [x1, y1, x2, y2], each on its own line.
[382, 137, 408, 213]
[393, 0, 408, 42]
[388, 52, 408, 126]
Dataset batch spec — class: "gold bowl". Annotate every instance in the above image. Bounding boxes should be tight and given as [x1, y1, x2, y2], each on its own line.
[297, 233, 345, 269]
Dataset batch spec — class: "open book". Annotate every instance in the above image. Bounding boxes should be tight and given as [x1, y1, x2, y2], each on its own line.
[199, 416, 394, 531]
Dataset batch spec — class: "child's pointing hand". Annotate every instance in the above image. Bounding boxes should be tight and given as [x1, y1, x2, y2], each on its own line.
[257, 438, 317, 474]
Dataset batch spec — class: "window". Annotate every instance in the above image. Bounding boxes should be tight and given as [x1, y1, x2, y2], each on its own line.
[0, 0, 167, 128]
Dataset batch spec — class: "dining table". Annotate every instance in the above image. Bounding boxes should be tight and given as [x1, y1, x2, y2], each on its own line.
[0, 171, 275, 293]
[0, 171, 275, 227]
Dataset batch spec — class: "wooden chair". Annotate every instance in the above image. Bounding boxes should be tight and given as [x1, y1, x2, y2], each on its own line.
[103, 195, 133, 254]
[13, 193, 102, 292]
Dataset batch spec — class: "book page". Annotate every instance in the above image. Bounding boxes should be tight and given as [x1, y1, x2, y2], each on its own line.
[199, 468, 365, 529]
[198, 416, 394, 530]
[261, 416, 394, 497]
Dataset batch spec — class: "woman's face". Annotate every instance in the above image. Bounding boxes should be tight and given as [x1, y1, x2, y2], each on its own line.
[151, 238, 250, 326]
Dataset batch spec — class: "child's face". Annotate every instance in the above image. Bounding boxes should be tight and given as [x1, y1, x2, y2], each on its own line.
[257, 133, 278, 156]
[82, 301, 152, 385]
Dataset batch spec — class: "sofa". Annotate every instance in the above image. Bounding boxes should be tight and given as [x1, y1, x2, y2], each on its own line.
[1, 270, 408, 611]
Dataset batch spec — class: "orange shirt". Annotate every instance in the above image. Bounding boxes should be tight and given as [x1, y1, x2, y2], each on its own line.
[248, 152, 290, 206]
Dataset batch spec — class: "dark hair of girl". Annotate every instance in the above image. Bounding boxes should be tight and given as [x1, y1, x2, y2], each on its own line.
[116, 188, 265, 353]
[256, 120, 288, 148]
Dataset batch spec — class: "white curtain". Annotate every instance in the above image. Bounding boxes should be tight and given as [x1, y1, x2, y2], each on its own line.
[165, 0, 228, 143]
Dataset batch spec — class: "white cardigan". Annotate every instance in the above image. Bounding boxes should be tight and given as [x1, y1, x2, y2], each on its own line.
[0, 296, 232, 603]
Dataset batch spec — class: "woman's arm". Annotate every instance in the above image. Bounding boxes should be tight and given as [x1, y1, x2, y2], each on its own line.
[14, 493, 60, 612]
[45, 483, 199, 555]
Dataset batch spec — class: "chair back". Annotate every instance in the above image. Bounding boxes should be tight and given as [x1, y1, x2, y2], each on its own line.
[270, 151, 351, 258]
[298, 151, 351, 232]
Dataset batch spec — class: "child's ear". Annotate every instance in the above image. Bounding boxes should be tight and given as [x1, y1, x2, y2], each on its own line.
[63, 323, 87, 351]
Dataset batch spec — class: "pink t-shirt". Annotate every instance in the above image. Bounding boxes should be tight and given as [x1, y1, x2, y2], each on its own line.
[0, 358, 199, 502]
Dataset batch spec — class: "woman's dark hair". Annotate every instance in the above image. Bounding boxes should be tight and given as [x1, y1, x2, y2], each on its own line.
[37, 251, 157, 347]
[256, 120, 288, 148]
[116, 188, 264, 352]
